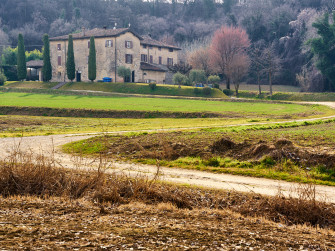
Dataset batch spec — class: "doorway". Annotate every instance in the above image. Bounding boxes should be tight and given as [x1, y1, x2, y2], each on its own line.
[76, 71, 81, 82]
[132, 71, 135, 82]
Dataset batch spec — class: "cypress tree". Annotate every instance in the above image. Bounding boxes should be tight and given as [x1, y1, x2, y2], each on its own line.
[42, 34, 52, 82]
[17, 34, 26, 81]
[66, 35, 75, 82]
[88, 36, 96, 82]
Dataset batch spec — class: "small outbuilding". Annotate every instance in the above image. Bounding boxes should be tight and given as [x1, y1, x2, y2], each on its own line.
[26, 60, 43, 81]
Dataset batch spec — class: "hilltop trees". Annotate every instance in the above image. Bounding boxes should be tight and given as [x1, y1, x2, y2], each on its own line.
[209, 26, 250, 89]
[17, 34, 26, 81]
[66, 35, 75, 82]
[88, 36, 96, 82]
[42, 34, 52, 82]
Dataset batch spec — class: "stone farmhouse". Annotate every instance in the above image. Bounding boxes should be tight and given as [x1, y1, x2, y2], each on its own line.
[49, 28, 181, 84]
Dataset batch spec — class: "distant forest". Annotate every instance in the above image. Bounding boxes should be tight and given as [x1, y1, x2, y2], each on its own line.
[1, 0, 335, 90]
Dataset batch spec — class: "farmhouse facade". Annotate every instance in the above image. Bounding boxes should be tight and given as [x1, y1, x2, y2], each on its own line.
[49, 28, 181, 84]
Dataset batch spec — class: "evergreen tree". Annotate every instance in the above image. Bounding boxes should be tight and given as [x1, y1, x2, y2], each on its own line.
[309, 13, 335, 91]
[66, 35, 75, 82]
[88, 36, 96, 82]
[17, 34, 26, 81]
[42, 34, 52, 82]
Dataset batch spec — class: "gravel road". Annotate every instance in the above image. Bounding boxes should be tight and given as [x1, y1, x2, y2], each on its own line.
[1, 131, 335, 203]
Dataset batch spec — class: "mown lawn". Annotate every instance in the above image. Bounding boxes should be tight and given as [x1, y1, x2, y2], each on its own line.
[0, 92, 332, 119]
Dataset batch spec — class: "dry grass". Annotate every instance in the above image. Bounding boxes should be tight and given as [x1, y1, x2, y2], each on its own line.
[1, 148, 335, 232]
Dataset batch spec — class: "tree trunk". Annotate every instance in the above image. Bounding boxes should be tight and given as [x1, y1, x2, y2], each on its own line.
[269, 71, 272, 96]
[226, 78, 230, 89]
[257, 71, 261, 96]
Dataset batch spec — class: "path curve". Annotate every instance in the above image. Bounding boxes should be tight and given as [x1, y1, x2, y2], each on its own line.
[1, 131, 335, 203]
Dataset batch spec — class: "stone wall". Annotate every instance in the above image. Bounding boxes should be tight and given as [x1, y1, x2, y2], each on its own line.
[50, 31, 179, 83]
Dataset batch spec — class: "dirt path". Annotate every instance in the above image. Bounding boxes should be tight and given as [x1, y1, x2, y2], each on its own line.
[1, 131, 335, 203]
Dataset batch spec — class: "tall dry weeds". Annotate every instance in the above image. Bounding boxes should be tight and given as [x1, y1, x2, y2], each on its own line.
[0, 143, 335, 230]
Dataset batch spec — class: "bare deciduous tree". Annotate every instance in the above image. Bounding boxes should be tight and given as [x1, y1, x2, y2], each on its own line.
[209, 25, 250, 89]
[226, 53, 250, 96]
[187, 47, 212, 76]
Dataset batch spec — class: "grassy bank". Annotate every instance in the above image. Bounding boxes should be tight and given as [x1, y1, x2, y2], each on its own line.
[6, 81, 227, 98]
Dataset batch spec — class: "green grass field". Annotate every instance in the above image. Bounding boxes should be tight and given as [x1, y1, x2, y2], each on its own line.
[0, 115, 251, 137]
[0, 92, 332, 119]
[6, 81, 227, 98]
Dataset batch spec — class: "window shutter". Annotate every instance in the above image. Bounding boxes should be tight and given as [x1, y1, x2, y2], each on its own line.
[130, 54, 133, 63]
[88, 41, 90, 48]
[130, 41, 133, 48]
[105, 40, 108, 47]
[58, 56, 61, 66]
[125, 41, 127, 48]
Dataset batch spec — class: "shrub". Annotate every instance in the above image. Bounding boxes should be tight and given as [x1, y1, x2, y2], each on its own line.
[193, 88, 201, 95]
[222, 89, 234, 96]
[208, 75, 220, 85]
[117, 66, 131, 83]
[149, 82, 157, 90]
[0, 69, 7, 86]
[189, 69, 207, 84]
[202, 86, 211, 95]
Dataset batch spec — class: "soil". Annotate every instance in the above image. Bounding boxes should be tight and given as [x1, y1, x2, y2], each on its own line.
[96, 132, 335, 168]
[1, 196, 335, 250]
[0, 106, 237, 119]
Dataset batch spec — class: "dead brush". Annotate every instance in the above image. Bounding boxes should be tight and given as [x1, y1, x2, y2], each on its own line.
[0, 147, 104, 198]
[1, 142, 335, 230]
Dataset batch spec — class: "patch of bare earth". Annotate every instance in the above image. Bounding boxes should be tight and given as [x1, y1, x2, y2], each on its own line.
[95, 131, 335, 167]
[1, 196, 335, 250]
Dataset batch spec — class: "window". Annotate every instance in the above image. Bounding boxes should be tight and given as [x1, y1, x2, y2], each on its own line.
[142, 44, 147, 49]
[105, 40, 113, 47]
[167, 58, 173, 66]
[159, 56, 162, 64]
[88, 41, 90, 48]
[150, 55, 153, 64]
[141, 54, 148, 62]
[125, 41, 133, 49]
[125, 54, 133, 64]
[57, 44, 61, 50]
[169, 48, 173, 52]
[158, 47, 162, 51]
[58, 56, 62, 66]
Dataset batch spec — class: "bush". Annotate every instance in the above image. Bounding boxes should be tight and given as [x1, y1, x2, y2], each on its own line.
[208, 75, 220, 85]
[223, 89, 234, 96]
[202, 87, 211, 95]
[213, 83, 220, 89]
[149, 83, 157, 90]
[0, 69, 7, 86]
[193, 88, 201, 95]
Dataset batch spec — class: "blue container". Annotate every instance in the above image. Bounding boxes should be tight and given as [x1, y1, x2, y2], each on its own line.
[103, 77, 112, 82]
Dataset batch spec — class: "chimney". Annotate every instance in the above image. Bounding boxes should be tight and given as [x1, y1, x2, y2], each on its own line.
[113, 22, 117, 30]
[82, 27, 86, 36]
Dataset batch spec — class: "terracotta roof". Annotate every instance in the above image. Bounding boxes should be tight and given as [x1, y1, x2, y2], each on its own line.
[50, 28, 142, 41]
[141, 36, 181, 50]
[26, 60, 43, 68]
[140, 62, 167, 72]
